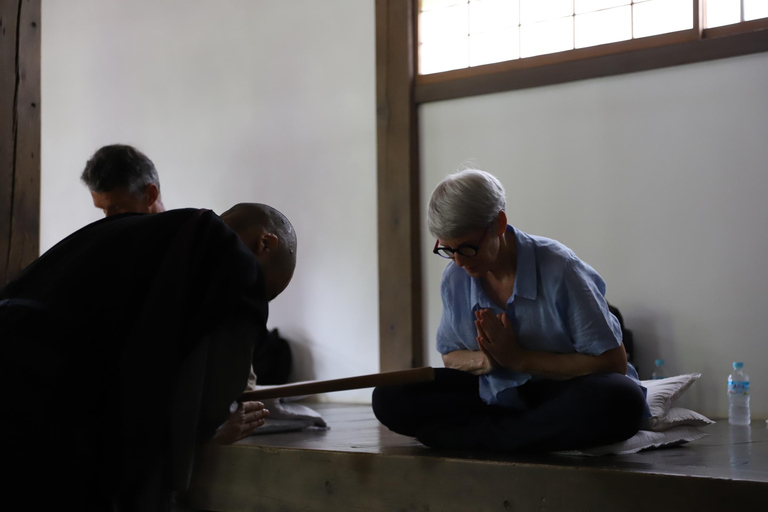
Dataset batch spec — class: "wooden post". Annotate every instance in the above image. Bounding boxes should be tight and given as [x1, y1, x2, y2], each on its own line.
[0, 0, 40, 287]
[376, 0, 422, 371]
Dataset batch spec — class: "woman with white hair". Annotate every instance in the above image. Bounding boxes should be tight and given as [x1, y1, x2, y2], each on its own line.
[372, 169, 646, 452]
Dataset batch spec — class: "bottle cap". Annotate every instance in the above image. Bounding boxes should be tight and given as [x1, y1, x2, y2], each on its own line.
[733, 362, 744, 369]
[655, 359, 664, 366]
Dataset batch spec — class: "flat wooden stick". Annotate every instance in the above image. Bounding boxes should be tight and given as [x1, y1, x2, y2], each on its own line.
[239, 367, 435, 402]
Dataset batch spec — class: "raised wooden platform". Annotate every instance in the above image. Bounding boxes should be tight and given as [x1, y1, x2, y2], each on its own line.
[187, 404, 766, 511]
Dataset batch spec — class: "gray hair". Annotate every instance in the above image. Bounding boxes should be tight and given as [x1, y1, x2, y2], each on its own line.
[427, 169, 506, 239]
[81, 144, 160, 195]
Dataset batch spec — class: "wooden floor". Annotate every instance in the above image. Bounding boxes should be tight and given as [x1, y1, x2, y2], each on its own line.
[187, 404, 767, 512]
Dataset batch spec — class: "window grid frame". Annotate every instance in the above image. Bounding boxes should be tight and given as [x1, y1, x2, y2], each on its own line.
[414, 0, 768, 103]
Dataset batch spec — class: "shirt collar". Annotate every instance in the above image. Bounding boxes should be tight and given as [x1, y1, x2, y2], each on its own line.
[469, 224, 538, 310]
[511, 225, 538, 301]
[470, 275, 495, 311]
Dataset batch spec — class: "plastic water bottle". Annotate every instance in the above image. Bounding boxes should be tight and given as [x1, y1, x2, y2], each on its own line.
[651, 359, 665, 380]
[728, 362, 751, 426]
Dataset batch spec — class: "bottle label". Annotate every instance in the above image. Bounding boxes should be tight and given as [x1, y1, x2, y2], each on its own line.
[728, 380, 750, 396]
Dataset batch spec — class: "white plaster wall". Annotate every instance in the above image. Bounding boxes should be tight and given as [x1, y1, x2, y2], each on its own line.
[421, 52, 768, 419]
[42, 0, 378, 401]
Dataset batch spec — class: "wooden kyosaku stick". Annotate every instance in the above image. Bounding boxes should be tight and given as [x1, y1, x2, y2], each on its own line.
[238, 367, 435, 402]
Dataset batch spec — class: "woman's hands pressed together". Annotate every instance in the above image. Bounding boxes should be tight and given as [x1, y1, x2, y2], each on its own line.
[474, 308, 629, 380]
[475, 309, 528, 373]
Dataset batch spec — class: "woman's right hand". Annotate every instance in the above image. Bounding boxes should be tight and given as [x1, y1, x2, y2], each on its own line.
[440, 309, 504, 375]
[442, 349, 496, 375]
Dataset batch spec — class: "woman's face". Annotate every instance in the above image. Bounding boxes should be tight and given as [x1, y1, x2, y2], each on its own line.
[438, 227, 500, 278]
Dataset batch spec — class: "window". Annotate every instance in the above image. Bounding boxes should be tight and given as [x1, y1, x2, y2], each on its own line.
[418, 0, 768, 75]
[707, 0, 768, 27]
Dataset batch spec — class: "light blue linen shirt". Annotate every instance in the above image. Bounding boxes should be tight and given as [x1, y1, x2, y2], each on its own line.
[437, 225, 639, 409]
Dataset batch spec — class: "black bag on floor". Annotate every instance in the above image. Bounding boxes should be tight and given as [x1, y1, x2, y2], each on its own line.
[252, 327, 293, 385]
[608, 303, 635, 370]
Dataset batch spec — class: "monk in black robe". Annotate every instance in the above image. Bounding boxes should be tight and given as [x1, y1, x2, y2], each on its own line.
[0, 204, 296, 511]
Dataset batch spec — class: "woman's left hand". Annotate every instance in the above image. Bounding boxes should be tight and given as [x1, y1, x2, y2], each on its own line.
[475, 309, 527, 372]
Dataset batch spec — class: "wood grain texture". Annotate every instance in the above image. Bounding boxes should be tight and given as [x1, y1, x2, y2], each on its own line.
[0, 0, 40, 287]
[0, 0, 20, 286]
[186, 404, 768, 512]
[376, 0, 422, 372]
[239, 367, 434, 401]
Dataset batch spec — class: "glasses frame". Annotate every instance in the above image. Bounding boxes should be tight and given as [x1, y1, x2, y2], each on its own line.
[433, 228, 491, 259]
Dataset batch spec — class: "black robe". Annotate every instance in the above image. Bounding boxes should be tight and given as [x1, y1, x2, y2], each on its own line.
[0, 209, 268, 510]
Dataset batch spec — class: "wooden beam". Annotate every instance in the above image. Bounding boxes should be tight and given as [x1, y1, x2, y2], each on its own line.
[376, 0, 422, 371]
[0, 0, 40, 287]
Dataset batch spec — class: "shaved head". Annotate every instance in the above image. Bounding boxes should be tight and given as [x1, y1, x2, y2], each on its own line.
[221, 203, 296, 300]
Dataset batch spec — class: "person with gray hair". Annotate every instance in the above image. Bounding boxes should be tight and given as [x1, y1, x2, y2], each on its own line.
[79, 145, 279, 446]
[426, 168, 507, 241]
[373, 169, 646, 453]
[81, 144, 166, 216]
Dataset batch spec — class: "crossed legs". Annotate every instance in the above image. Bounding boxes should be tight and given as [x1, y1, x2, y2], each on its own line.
[372, 368, 646, 452]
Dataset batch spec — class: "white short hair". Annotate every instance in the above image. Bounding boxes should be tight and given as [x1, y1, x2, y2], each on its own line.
[427, 169, 506, 240]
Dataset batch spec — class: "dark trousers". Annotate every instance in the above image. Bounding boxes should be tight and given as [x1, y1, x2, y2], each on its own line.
[372, 368, 646, 453]
[0, 304, 113, 510]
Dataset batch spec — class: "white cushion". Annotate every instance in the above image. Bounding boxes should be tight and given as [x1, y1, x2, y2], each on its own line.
[564, 425, 709, 456]
[559, 373, 713, 456]
[651, 407, 715, 431]
[640, 373, 701, 430]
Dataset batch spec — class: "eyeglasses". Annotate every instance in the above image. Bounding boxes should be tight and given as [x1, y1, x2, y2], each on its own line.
[433, 229, 489, 259]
